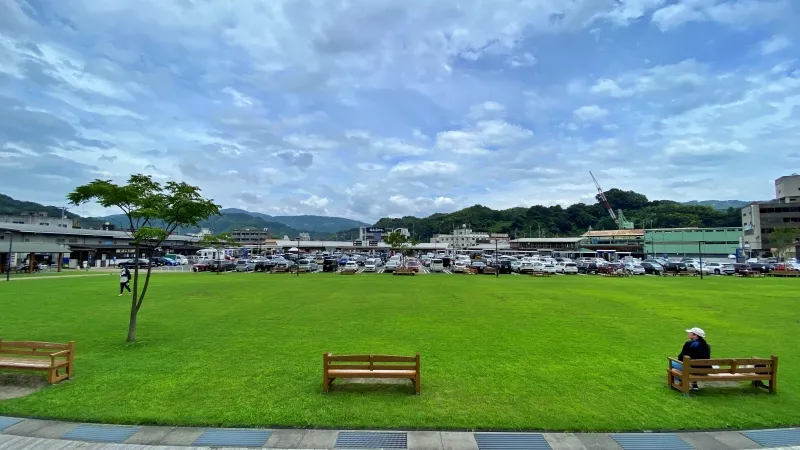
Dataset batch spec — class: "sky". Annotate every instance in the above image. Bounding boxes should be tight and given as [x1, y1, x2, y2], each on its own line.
[0, 0, 798, 222]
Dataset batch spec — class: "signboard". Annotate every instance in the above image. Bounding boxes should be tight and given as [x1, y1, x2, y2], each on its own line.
[368, 240, 378, 246]
[373, 231, 381, 242]
[366, 227, 385, 233]
[353, 240, 363, 246]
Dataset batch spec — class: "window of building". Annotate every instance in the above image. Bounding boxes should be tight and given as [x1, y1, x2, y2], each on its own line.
[39, 222, 50, 226]
[12, 220, 24, 224]
[69, 238, 78, 243]
[56, 238, 65, 244]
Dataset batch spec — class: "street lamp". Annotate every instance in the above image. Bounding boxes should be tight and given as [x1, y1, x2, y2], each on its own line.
[698, 241, 704, 280]
[296, 236, 300, 278]
[5, 232, 12, 282]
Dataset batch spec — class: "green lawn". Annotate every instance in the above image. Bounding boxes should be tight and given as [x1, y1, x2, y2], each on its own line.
[1, 273, 798, 431]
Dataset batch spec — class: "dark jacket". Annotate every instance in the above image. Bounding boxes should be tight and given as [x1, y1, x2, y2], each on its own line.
[678, 338, 711, 361]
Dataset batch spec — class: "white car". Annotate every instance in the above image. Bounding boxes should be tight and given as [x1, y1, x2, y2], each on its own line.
[384, 260, 399, 272]
[511, 261, 523, 272]
[364, 260, 377, 272]
[453, 261, 468, 273]
[685, 262, 711, 275]
[562, 262, 578, 274]
[344, 261, 358, 270]
[542, 263, 557, 274]
[624, 263, 646, 275]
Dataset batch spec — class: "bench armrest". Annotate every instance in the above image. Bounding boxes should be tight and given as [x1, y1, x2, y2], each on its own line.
[667, 357, 680, 364]
[49, 350, 71, 357]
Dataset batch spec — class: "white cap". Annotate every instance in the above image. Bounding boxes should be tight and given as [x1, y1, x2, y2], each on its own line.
[686, 327, 705, 338]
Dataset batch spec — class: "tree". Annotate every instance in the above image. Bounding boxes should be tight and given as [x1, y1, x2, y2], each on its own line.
[769, 226, 800, 261]
[385, 231, 419, 256]
[68, 174, 221, 342]
[199, 232, 241, 273]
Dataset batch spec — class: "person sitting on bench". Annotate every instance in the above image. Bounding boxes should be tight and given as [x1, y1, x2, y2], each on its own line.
[671, 327, 711, 391]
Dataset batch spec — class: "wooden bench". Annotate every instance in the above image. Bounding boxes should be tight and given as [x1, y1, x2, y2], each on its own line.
[667, 355, 778, 394]
[271, 267, 287, 273]
[602, 272, 629, 277]
[483, 267, 497, 275]
[393, 268, 416, 276]
[531, 272, 551, 277]
[340, 268, 358, 275]
[323, 353, 420, 394]
[0, 340, 75, 383]
[769, 270, 800, 278]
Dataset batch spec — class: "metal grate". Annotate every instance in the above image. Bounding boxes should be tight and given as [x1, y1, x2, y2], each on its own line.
[193, 428, 272, 447]
[62, 424, 140, 443]
[474, 433, 551, 449]
[0, 417, 22, 432]
[611, 433, 693, 450]
[335, 431, 408, 449]
[743, 429, 800, 447]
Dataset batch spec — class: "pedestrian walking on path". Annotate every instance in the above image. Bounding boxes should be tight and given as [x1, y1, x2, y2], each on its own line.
[119, 267, 131, 296]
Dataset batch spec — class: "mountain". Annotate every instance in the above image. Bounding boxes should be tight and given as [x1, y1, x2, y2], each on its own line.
[0, 194, 80, 220]
[374, 189, 744, 240]
[682, 200, 752, 210]
[220, 208, 369, 233]
[100, 212, 303, 238]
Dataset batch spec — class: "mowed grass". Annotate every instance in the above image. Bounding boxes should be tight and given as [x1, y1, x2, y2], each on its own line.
[1, 273, 798, 431]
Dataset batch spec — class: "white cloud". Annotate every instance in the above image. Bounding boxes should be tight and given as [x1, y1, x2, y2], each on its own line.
[663, 137, 748, 157]
[651, 0, 788, 31]
[573, 105, 609, 121]
[300, 195, 330, 208]
[389, 161, 459, 176]
[221, 87, 255, 108]
[760, 35, 791, 55]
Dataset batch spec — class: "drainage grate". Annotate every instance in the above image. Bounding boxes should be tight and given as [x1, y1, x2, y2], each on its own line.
[611, 433, 693, 450]
[474, 433, 551, 449]
[0, 417, 22, 432]
[193, 429, 272, 447]
[335, 431, 408, 449]
[62, 424, 140, 443]
[743, 429, 800, 447]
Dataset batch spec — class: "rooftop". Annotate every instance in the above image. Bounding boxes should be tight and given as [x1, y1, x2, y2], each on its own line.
[582, 229, 645, 237]
[0, 223, 200, 242]
[511, 237, 585, 243]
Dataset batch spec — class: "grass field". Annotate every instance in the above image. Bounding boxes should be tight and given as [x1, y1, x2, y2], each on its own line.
[1, 273, 798, 431]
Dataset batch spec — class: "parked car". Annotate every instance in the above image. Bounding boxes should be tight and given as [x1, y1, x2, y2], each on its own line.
[470, 261, 486, 274]
[235, 260, 256, 272]
[662, 262, 689, 273]
[384, 260, 400, 273]
[561, 262, 579, 274]
[164, 254, 189, 265]
[322, 258, 338, 272]
[119, 258, 150, 269]
[452, 261, 467, 273]
[363, 259, 378, 272]
[210, 260, 236, 272]
[344, 261, 359, 271]
[498, 260, 513, 274]
[685, 262, 711, 275]
[192, 260, 212, 272]
[406, 259, 421, 272]
[542, 263, 557, 274]
[599, 262, 625, 274]
[702, 262, 734, 275]
[641, 262, 663, 275]
[748, 262, 772, 274]
[731, 263, 756, 275]
[577, 262, 600, 274]
[624, 263, 646, 275]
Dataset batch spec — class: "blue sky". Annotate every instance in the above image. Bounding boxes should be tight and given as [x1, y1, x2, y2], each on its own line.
[0, 0, 797, 221]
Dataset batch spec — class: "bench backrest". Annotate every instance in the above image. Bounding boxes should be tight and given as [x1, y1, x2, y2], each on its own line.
[0, 340, 74, 359]
[683, 356, 777, 375]
[324, 353, 420, 371]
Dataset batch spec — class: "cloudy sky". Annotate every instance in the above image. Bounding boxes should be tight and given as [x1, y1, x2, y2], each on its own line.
[0, 0, 798, 221]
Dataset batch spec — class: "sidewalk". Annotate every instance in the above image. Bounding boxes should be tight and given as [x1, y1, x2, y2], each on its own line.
[3, 416, 800, 449]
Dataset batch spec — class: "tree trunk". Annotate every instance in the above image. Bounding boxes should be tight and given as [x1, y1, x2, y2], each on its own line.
[127, 298, 138, 342]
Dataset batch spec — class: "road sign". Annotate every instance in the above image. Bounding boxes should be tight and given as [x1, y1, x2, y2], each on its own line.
[366, 227, 385, 233]
[368, 240, 378, 246]
[353, 240, 362, 246]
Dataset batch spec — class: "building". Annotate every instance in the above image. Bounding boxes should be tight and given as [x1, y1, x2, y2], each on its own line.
[509, 238, 587, 258]
[0, 212, 73, 228]
[298, 232, 311, 241]
[430, 225, 497, 250]
[260, 239, 450, 252]
[582, 229, 645, 259]
[231, 228, 271, 245]
[742, 174, 800, 257]
[0, 223, 203, 269]
[644, 228, 743, 258]
[357, 227, 408, 243]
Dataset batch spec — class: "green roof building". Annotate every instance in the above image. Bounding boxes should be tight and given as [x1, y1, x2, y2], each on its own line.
[644, 227, 743, 258]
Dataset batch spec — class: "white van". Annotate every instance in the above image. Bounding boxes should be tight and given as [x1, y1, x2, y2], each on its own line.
[430, 258, 444, 272]
[165, 254, 189, 265]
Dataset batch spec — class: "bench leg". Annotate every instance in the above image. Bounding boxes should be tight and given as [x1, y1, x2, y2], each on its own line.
[414, 376, 420, 395]
[48, 368, 58, 384]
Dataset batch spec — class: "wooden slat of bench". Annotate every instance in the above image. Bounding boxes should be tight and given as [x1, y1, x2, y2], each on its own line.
[692, 374, 773, 381]
[327, 355, 371, 362]
[371, 355, 417, 362]
[0, 357, 54, 369]
[0, 349, 59, 357]
[687, 367, 773, 374]
[688, 358, 772, 366]
[328, 369, 417, 378]
[1, 341, 71, 349]
[327, 364, 414, 370]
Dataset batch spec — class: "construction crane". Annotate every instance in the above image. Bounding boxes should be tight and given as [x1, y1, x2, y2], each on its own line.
[589, 171, 634, 230]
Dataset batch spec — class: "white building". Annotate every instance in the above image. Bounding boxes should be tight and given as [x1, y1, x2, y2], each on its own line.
[430, 225, 508, 250]
[298, 232, 311, 241]
[0, 212, 73, 228]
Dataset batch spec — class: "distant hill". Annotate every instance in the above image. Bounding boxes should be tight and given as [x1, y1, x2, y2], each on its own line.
[0, 194, 80, 220]
[682, 200, 752, 210]
[100, 212, 303, 238]
[220, 208, 369, 233]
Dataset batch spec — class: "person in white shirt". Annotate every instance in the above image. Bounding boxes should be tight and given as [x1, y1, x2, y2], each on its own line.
[119, 267, 131, 296]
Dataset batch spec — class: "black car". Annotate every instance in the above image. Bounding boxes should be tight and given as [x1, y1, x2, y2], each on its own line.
[641, 262, 664, 275]
[498, 260, 513, 274]
[119, 258, 150, 269]
[254, 259, 277, 272]
[148, 256, 171, 267]
[210, 260, 236, 272]
[748, 263, 772, 274]
[577, 262, 600, 274]
[732, 263, 756, 275]
[322, 258, 338, 272]
[662, 262, 689, 273]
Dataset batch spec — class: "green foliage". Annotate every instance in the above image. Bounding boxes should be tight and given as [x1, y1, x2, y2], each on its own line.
[67, 174, 221, 342]
[769, 227, 800, 260]
[199, 232, 240, 249]
[2, 275, 800, 430]
[375, 189, 743, 239]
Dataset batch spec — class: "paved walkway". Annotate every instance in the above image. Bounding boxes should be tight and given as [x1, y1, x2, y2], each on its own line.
[2, 416, 800, 449]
